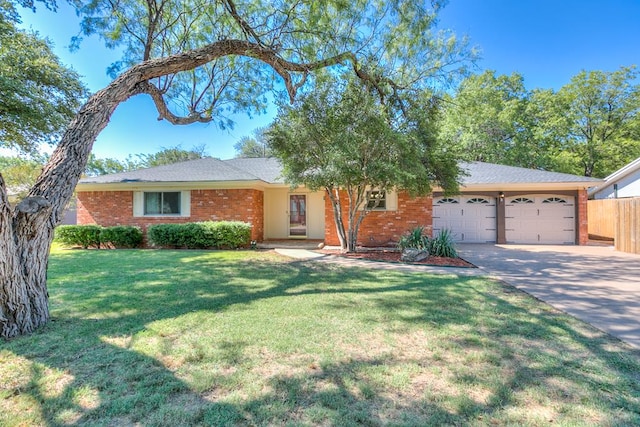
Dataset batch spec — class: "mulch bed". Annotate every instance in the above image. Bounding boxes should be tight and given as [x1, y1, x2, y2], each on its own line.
[319, 249, 476, 268]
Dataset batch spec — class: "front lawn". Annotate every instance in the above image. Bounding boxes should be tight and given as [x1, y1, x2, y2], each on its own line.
[1, 249, 639, 426]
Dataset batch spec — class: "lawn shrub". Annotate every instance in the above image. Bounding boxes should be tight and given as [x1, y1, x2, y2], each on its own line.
[146, 224, 185, 248]
[55, 225, 103, 249]
[429, 229, 458, 258]
[100, 226, 143, 248]
[397, 226, 429, 251]
[210, 221, 252, 249]
[147, 221, 251, 249]
[398, 226, 458, 258]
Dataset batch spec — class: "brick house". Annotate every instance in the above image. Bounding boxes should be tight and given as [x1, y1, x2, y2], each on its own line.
[76, 157, 601, 246]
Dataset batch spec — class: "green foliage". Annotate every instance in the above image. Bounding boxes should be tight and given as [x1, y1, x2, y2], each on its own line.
[147, 221, 251, 249]
[440, 71, 555, 170]
[55, 225, 102, 249]
[429, 229, 458, 258]
[442, 67, 640, 177]
[234, 127, 272, 158]
[269, 75, 460, 251]
[0, 155, 45, 201]
[67, 0, 473, 131]
[99, 226, 143, 248]
[550, 66, 640, 177]
[0, 10, 86, 154]
[137, 145, 208, 168]
[397, 226, 429, 251]
[398, 226, 458, 258]
[55, 225, 144, 248]
[84, 153, 139, 176]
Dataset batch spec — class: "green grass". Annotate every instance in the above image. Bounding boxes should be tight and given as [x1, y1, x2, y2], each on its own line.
[2, 248, 640, 426]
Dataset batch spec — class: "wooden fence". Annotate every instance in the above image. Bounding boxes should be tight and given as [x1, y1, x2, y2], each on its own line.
[588, 198, 640, 254]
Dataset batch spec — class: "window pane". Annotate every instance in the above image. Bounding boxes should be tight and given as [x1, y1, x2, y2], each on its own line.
[144, 192, 181, 215]
[144, 192, 161, 215]
[366, 190, 386, 210]
[162, 192, 181, 214]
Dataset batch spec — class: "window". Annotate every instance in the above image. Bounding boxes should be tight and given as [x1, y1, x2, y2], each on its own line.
[467, 197, 490, 204]
[366, 190, 386, 210]
[144, 191, 181, 215]
[510, 197, 534, 204]
[542, 197, 567, 204]
[437, 198, 459, 204]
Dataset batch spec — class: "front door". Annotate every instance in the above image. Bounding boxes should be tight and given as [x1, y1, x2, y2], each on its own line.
[289, 194, 307, 237]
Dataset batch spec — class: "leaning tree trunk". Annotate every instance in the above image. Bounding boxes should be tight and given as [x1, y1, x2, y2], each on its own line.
[0, 39, 355, 338]
[0, 74, 133, 338]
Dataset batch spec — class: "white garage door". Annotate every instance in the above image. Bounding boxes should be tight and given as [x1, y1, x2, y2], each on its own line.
[433, 196, 497, 243]
[505, 195, 575, 244]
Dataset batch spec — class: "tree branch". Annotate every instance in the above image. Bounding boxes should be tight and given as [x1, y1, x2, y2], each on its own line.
[134, 81, 213, 124]
[131, 39, 356, 103]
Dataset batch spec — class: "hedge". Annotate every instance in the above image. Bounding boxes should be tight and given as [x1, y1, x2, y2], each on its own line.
[100, 226, 143, 248]
[147, 221, 251, 249]
[55, 225, 103, 249]
[55, 225, 143, 249]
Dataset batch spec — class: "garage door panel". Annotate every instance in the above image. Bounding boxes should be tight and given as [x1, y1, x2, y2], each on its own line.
[505, 195, 575, 244]
[433, 196, 496, 243]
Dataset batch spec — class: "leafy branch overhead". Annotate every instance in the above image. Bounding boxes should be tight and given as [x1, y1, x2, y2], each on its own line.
[67, 0, 474, 127]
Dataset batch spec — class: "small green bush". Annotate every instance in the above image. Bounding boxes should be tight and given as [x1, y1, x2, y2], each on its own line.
[55, 225, 103, 249]
[397, 226, 429, 251]
[100, 226, 143, 248]
[147, 224, 185, 248]
[147, 221, 251, 249]
[398, 226, 458, 258]
[428, 229, 458, 258]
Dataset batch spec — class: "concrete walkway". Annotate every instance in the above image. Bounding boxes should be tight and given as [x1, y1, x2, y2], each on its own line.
[457, 244, 640, 349]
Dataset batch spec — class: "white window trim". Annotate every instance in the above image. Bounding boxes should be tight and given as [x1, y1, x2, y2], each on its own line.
[133, 190, 190, 217]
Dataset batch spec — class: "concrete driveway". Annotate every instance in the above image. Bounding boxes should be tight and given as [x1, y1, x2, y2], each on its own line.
[457, 244, 640, 349]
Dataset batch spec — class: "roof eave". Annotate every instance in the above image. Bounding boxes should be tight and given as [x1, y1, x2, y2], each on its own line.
[76, 179, 273, 192]
[435, 181, 602, 192]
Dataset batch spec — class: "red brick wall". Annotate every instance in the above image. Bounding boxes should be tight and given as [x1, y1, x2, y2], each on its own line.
[324, 190, 432, 247]
[578, 188, 588, 245]
[77, 189, 264, 243]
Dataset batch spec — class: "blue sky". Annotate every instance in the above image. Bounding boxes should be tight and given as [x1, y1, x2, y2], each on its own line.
[17, 0, 640, 161]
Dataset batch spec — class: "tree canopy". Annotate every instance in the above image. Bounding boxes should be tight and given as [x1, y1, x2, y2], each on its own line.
[550, 67, 640, 177]
[234, 127, 272, 158]
[269, 75, 459, 252]
[0, 4, 86, 154]
[441, 67, 640, 177]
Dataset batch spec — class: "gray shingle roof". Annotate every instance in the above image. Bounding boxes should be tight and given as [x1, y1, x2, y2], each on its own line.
[224, 157, 284, 183]
[79, 157, 262, 184]
[79, 157, 600, 186]
[459, 162, 602, 184]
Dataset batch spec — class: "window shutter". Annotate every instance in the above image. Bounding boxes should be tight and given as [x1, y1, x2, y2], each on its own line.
[181, 191, 191, 217]
[133, 192, 144, 217]
[386, 190, 398, 211]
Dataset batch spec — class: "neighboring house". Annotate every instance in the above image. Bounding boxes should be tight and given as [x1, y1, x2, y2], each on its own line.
[588, 157, 640, 200]
[76, 157, 601, 246]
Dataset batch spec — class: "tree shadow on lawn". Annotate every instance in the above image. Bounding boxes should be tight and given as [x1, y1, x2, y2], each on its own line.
[2, 250, 640, 425]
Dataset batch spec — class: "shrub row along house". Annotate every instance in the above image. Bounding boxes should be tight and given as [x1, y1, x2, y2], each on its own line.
[76, 157, 602, 246]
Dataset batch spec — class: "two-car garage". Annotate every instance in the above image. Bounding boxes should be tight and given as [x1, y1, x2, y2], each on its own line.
[433, 194, 576, 244]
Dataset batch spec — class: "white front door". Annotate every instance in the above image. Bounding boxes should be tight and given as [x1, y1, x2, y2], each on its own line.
[289, 194, 307, 237]
[433, 196, 497, 243]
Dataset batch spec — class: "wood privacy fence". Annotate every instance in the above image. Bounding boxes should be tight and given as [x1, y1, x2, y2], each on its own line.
[588, 198, 640, 254]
